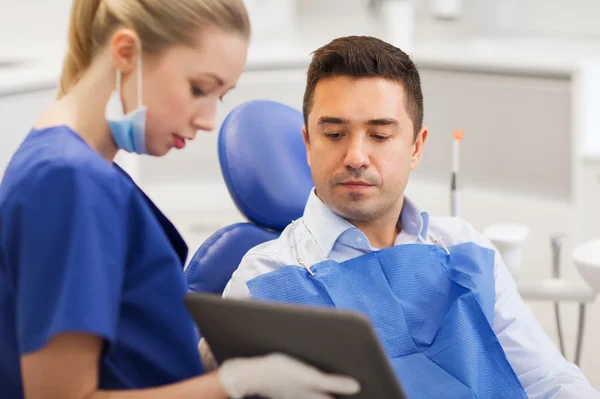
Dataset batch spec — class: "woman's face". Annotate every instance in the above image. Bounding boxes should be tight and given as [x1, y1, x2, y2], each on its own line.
[124, 28, 248, 156]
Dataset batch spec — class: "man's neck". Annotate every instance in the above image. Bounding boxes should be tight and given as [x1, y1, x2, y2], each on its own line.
[351, 197, 404, 249]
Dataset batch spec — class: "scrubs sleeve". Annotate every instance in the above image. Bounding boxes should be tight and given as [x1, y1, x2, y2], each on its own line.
[5, 165, 130, 355]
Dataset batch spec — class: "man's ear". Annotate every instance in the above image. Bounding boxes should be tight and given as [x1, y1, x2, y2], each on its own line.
[410, 126, 428, 170]
[302, 125, 311, 167]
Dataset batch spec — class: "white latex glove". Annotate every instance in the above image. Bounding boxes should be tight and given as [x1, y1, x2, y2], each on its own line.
[218, 353, 361, 399]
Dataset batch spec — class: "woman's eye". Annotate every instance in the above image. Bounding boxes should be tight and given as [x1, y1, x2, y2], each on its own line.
[191, 85, 207, 97]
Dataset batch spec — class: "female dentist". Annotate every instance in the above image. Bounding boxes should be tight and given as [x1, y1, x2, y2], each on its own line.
[0, 1, 360, 398]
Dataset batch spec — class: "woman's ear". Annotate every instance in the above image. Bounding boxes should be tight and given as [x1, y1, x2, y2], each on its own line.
[109, 28, 141, 75]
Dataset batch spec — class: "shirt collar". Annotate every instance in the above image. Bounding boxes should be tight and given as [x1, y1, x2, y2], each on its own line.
[398, 196, 430, 241]
[301, 188, 430, 255]
[302, 189, 356, 257]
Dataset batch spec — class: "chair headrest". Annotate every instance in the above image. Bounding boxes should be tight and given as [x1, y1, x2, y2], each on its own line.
[218, 100, 313, 231]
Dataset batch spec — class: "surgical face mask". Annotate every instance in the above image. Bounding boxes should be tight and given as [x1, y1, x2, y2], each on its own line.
[105, 48, 148, 154]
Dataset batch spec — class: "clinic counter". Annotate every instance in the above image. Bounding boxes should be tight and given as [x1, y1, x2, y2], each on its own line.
[3, 36, 600, 96]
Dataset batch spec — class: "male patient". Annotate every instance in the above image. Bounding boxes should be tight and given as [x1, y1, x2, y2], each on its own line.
[222, 36, 599, 398]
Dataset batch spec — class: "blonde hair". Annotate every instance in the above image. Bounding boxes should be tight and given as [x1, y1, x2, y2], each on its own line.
[57, 0, 250, 99]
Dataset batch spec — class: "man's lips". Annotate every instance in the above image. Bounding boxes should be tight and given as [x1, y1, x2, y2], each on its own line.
[339, 181, 373, 189]
[340, 181, 372, 186]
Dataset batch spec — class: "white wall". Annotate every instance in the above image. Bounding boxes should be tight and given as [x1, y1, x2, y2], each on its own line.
[415, 0, 600, 40]
[4, 0, 600, 59]
[497, 0, 600, 39]
[0, 0, 71, 59]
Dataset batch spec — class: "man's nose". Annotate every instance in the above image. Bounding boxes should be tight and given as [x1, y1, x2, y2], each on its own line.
[344, 135, 370, 170]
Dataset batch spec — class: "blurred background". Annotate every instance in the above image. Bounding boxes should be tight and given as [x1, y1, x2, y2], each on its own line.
[1, 0, 600, 390]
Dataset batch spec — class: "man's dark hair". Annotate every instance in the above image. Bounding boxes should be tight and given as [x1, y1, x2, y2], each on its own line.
[303, 36, 424, 140]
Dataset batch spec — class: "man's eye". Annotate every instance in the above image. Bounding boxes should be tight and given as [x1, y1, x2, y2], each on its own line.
[372, 134, 389, 141]
[325, 133, 342, 140]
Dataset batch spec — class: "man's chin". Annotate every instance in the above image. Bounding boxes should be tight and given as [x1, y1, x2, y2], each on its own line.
[331, 202, 378, 223]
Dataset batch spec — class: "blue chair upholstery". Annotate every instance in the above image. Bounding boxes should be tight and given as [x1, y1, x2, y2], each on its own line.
[185, 100, 313, 294]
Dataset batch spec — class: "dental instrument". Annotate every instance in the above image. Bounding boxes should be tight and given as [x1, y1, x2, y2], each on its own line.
[451, 129, 463, 218]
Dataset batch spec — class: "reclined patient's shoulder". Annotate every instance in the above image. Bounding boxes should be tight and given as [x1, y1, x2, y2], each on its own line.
[428, 216, 495, 251]
[241, 222, 301, 267]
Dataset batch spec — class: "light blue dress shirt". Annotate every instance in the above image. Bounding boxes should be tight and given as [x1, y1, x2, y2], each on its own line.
[223, 189, 599, 399]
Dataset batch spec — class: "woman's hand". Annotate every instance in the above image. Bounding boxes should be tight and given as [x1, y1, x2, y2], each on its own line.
[219, 352, 361, 399]
[198, 337, 219, 372]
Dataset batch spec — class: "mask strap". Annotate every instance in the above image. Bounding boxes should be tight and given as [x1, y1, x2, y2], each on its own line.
[113, 40, 142, 107]
[136, 42, 143, 108]
[115, 69, 121, 94]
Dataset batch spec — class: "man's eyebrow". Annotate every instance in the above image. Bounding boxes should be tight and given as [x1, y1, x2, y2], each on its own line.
[365, 118, 399, 126]
[317, 116, 350, 126]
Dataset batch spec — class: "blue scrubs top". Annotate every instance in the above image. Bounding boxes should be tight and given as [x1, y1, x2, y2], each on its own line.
[0, 126, 204, 397]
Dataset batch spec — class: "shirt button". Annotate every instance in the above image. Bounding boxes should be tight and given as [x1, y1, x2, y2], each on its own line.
[356, 237, 363, 244]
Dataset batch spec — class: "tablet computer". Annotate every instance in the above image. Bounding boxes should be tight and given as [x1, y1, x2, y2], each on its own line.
[184, 292, 407, 399]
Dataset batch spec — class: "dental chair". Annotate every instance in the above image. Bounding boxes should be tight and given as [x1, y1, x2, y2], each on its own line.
[185, 100, 313, 294]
